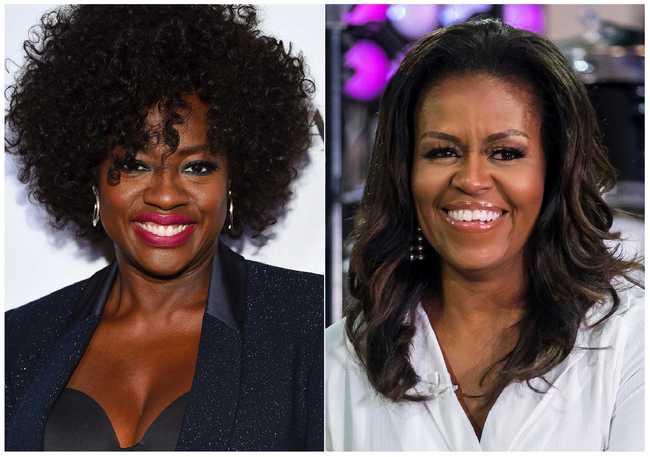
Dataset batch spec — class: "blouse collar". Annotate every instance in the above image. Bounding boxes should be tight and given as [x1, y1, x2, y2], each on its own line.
[406, 304, 458, 398]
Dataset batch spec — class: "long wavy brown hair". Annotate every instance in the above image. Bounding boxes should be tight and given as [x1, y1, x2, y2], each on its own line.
[345, 19, 643, 405]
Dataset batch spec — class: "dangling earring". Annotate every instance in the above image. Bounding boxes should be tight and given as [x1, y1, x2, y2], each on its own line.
[91, 185, 100, 228]
[409, 226, 425, 261]
[227, 189, 234, 233]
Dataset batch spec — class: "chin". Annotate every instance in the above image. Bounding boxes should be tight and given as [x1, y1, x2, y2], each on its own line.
[126, 246, 200, 279]
[442, 249, 511, 275]
[136, 259, 193, 279]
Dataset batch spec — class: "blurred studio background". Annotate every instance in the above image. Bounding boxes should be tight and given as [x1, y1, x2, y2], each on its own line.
[326, 4, 645, 324]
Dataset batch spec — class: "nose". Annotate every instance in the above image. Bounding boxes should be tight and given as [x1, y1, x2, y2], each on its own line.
[451, 153, 493, 195]
[142, 166, 189, 210]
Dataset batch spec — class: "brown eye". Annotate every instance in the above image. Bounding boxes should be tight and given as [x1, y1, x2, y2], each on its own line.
[182, 160, 218, 176]
[491, 148, 524, 161]
[424, 147, 459, 159]
[120, 160, 150, 173]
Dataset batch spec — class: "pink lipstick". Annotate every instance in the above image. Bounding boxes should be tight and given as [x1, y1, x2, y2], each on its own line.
[131, 212, 196, 248]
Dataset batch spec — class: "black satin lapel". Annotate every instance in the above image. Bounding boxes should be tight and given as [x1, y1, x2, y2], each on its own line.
[175, 315, 243, 450]
[213, 241, 247, 327]
[6, 265, 116, 450]
[88, 263, 118, 317]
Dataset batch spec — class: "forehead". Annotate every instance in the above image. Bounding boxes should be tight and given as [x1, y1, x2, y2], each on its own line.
[415, 73, 541, 133]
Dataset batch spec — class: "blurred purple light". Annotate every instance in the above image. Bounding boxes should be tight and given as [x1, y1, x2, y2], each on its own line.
[343, 4, 388, 26]
[386, 50, 407, 82]
[439, 4, 492, 26]
[343, 40, 391, 102]
[503, 4, 544, 34]
[387, 5, 438, 40]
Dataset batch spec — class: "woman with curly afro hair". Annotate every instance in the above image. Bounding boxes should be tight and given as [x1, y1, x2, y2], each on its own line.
[6, 5, 323, 451]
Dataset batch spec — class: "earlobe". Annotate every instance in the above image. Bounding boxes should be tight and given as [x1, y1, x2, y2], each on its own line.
[226, 188, 234, 233]
[91, 185, 101, 228]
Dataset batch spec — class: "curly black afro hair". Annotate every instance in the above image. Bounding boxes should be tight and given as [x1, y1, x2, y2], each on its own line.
[6, 5, 315, 242]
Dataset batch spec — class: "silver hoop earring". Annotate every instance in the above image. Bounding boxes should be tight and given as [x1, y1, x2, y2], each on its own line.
[227, 189, 234, 232]
[409, 226, 425, 261]
[91, 185, 100, 228]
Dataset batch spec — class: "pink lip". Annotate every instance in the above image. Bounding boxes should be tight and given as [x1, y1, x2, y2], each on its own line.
[132, 222, 196, 248]
[442, 201, 507, 212]
[133, 212, 196, 225]
[131, 212, 197, 248]
[439, 208, 506, 233]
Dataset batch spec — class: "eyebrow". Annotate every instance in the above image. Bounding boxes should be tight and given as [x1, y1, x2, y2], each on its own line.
[419, 129, 530, 150]
[486, 129, 530, 142]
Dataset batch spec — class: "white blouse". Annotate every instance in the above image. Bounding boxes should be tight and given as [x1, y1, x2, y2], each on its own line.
[325, 283, 644, 451]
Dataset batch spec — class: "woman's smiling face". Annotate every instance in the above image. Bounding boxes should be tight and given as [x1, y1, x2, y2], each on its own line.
[97, 94, 229, 278]
[411, 73, 545, 276]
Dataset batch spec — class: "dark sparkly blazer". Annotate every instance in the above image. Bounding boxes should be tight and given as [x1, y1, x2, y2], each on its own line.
[5, 242, 324, 450]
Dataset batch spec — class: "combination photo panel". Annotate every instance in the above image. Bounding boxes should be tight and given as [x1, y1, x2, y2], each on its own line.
[3, 2, 646, 453]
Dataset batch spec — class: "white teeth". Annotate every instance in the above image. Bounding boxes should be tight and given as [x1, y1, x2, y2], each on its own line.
[447, 209, 501, 222]
[136, 222, 189, 237]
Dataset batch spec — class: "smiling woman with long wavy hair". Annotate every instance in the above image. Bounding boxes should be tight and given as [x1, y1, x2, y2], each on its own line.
[5, 5, 322, 451]
[325, 18, 643, 451]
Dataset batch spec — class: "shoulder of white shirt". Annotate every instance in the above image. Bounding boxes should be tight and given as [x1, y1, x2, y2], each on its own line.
[326, 316, 357, 366]
[583, 276, 644, 329]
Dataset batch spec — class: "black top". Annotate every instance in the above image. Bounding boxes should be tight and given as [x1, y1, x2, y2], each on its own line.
[44, 389, 189, 450]
[6, 242, 324, 450]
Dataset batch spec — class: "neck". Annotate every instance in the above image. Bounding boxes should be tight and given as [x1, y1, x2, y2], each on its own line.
[105, 248, 215, 320]
[427, 257, 527, 337]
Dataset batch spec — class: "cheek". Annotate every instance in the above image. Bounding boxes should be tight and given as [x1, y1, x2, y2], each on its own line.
[195, 185, 228, 223]
[411, 165, 451, 230]
[509, 170, 545, 223]
[100, 185, 139, 220]
[411, 165, 447, 205]
[97, 187, 139, 242]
